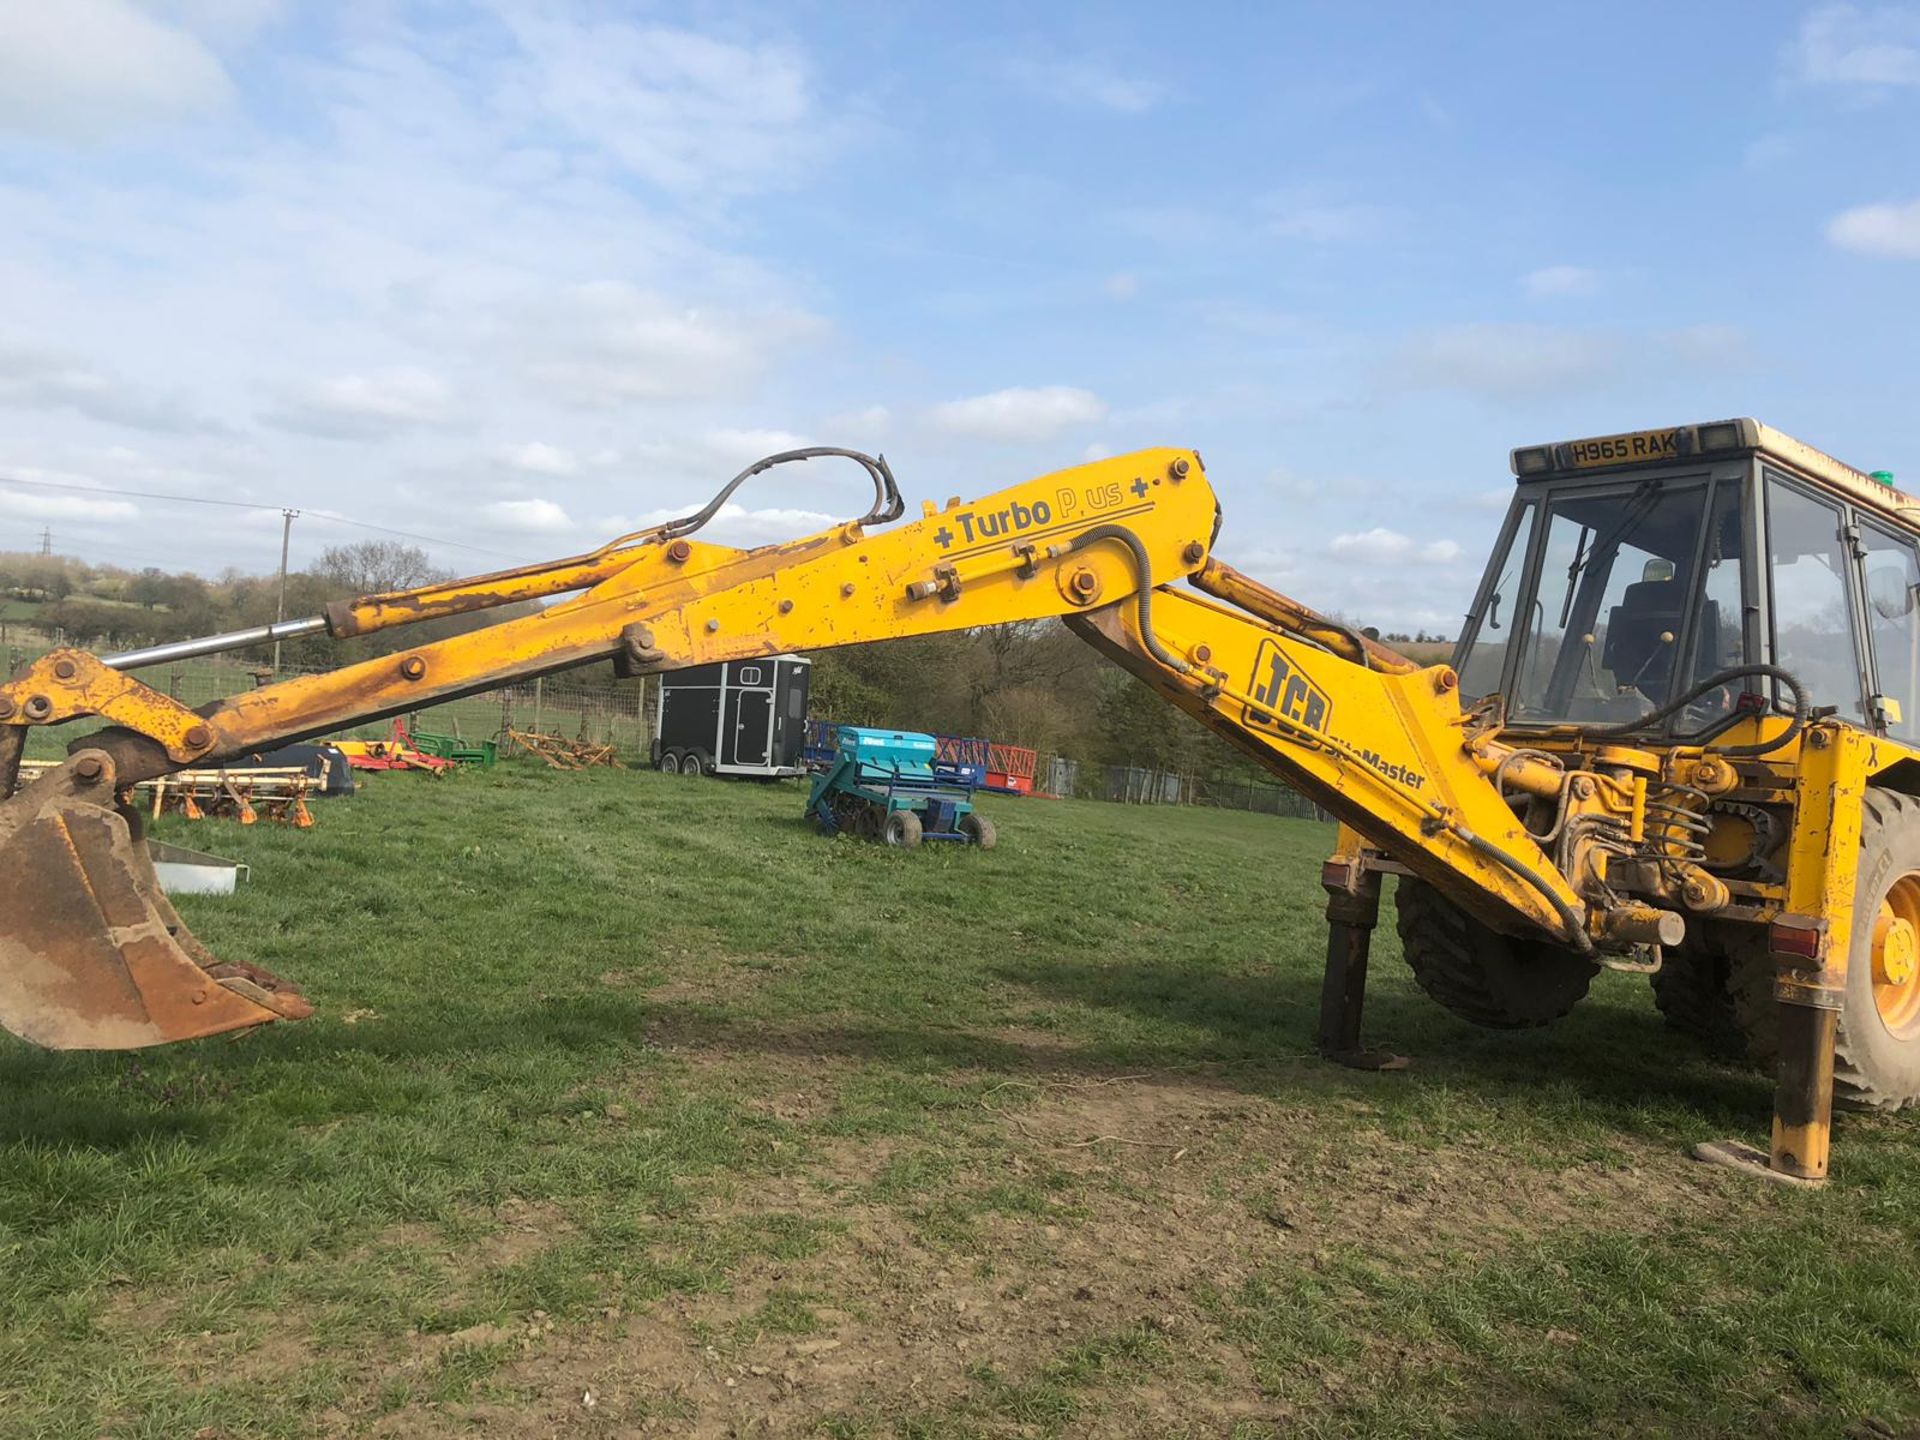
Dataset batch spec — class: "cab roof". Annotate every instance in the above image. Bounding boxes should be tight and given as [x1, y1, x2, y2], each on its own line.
[1509, 418, 1916, 528]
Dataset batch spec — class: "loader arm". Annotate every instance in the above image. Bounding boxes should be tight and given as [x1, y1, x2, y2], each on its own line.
[0, 445, 1635, 1051]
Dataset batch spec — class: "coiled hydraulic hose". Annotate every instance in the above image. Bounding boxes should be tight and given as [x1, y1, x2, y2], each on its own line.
[1588, 663, 1809, 758]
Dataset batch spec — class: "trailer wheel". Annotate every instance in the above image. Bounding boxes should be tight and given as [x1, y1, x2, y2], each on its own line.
[960, 813, 997, 850]
[1833, 790, 1920, 1110]
[686, 749, 713, 777]
[659, 750, 683, 774]
[883, 810, 923, 848]
[1394, 877, 1598, 1028]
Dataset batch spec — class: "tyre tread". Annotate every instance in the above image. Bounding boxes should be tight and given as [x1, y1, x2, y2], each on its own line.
[1395, 878, 1594, 1029]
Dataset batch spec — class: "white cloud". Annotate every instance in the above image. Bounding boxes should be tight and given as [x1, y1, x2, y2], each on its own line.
[484, 498, 574, 533]
[0, 6, 869, 576]
[500, 442, 580, 476]
[1828, 198, 1920, 257]
[596, 501, 837, 547]
[1082, 442, 1112, 462]
[1103, 272, 1140, 300]
[489, 12, 829, 194]
[516, 283, 825, 409]
[261, 368, 456, 440]
[154, 0, 288, 43]
[930, 386, 1106, 443]
[1523, 264, 1600, 298]
[1330, 528, 1463, 566]
[702, 428, 815, 466]
[1001, 56, 1164, 113]
[0, 0, 233, 142]
[1795, 3, 1920, 86]
[0, 486, 139, 523]
[0, 340, 224, 434]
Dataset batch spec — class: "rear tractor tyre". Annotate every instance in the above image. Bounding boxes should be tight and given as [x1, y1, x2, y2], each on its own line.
[658, 750, 683, 775]
[883, 810, 924, 848]
[959, 813, 997, 850]
[1649, 942, 1743, 1059]
[1394, 877, 1599, 1029]
[1646, 926, 1776, 1066]
[1833, 790, 1920, 1110]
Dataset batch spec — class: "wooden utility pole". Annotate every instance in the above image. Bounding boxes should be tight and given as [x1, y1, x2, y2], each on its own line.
[271, 509, 299, 673]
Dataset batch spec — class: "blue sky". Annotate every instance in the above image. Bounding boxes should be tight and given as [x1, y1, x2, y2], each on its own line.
[0, 1, 1916, 632]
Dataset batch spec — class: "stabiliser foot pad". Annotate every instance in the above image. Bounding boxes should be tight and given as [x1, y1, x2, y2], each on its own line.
[1690, 1140, 1825, 1188]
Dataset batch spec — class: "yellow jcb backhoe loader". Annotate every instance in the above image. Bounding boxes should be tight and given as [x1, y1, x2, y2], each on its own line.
[2, 424, 1915, 1185]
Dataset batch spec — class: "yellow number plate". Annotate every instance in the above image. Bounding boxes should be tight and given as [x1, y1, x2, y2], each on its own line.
[1563, 428, 1686, 468]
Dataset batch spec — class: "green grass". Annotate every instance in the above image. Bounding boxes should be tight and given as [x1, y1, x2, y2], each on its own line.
[1, 766, 1917, 1437]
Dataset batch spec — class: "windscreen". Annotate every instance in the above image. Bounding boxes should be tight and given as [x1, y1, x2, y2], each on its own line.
[1511, 482, 1715, 723]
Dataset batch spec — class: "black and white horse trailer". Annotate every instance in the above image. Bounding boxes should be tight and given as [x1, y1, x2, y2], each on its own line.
[651, 655, 811, 779]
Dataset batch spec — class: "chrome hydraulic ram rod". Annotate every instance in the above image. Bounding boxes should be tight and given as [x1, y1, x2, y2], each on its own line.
[101, 616, 329, 671]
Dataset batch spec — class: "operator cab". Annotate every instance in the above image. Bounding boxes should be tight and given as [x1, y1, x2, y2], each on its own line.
[1455, 419, 1920, 740]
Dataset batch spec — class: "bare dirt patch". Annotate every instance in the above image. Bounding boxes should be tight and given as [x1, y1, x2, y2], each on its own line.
[362, 1058, 1742, 1437]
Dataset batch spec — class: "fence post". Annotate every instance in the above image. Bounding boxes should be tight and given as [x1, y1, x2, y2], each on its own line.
[533, 677, 544, 735]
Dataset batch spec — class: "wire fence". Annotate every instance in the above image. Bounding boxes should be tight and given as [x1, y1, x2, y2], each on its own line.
[1092, 764, 1329, 820]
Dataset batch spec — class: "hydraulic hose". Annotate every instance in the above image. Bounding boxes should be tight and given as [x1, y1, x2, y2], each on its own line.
[1588, 663, 1809, 758]
[1449, 820, 1597, 956]
[595, 447, 904, 555]
[1066, 523, 1190, 674]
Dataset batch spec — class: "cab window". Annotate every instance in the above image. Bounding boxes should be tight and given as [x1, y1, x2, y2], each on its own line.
[1861, 520, 1920, 740]
[1512, 481, 1710, 723]
[1457, 498, 1536, 700]
[1765, 475, 1865, 724]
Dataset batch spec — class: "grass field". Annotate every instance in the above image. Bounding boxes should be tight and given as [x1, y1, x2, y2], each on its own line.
[3, 767, 1918, 1438]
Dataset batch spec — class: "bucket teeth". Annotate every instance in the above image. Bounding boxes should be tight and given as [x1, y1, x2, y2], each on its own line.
[0, 755, 305, 1050]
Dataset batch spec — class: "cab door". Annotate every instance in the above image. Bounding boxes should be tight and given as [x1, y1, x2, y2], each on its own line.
[1761, 469, 1871, 727]
[1857, 518, 1920, 740]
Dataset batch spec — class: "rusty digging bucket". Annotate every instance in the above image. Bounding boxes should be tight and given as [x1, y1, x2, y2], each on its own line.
[0, 749, 311, 1050]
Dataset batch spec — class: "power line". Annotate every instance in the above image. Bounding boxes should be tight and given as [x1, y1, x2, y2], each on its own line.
[1, 474, 270, 511]
[0, 472, 529, 563]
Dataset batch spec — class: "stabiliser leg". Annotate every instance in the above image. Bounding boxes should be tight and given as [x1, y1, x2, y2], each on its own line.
[1693, 960, 1832, 1188]
[1316, 858, 1408, 1072]
[1768, 1003, 1836, 1181]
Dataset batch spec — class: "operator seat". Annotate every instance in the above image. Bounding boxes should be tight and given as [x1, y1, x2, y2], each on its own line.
[1602, 579, 1716, 705]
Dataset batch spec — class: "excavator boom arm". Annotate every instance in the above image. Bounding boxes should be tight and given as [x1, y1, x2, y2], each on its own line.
[0, 446, 1605, 1052]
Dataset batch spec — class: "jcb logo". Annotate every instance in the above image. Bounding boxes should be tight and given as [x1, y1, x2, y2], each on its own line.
[1247, 640, 1330, 734]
